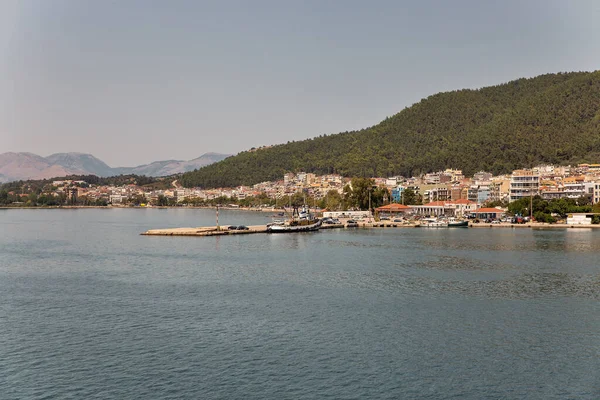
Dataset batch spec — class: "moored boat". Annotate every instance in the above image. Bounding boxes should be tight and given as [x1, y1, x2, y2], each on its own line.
[447, 218, 469, 227]
[420, 217, 446, 227]
[267, 206, 322, 233]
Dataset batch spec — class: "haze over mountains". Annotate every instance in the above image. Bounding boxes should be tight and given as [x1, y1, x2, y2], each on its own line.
[0, 152, 230, 183]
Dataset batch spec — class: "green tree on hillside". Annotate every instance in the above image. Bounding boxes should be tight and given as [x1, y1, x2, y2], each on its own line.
[178, 71, 600, 188]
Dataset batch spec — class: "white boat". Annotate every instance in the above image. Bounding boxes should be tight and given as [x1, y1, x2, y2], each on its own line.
[267, 206, 322, 233]
[419, 217, 447, 227]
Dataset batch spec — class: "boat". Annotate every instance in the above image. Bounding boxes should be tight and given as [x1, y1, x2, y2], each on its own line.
[346, 219, 359, 227]
[447, 218, 469, 227]
[418, 217, 469, 227]
[267, 206, 322, 233]
[419, 217, 447, 227]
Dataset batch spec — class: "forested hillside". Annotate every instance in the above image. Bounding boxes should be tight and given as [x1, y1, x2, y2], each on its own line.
[180, 71, 600, 188]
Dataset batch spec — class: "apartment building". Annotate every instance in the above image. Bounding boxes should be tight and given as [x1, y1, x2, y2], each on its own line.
[509, 170, 540, 202]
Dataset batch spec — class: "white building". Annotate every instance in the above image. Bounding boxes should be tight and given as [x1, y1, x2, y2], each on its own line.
[567, 214, 592, 225]
[510, 170, 540, 202]
[109, 194, 127, 204]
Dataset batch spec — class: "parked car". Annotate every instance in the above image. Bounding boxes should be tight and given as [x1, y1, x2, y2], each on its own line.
[228, 225, 249, 230]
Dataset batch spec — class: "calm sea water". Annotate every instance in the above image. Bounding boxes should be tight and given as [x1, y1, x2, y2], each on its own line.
[1, 208, 600, 399]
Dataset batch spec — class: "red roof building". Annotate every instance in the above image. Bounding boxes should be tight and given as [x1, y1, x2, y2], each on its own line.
[471, 208, 506, 219]
[375, 203, 412, 214]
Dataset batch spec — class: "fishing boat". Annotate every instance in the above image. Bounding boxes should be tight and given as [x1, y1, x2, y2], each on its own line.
[447, 218, 469, 227]
[267, 206, 322, 233]
[419, 217, 447, 227]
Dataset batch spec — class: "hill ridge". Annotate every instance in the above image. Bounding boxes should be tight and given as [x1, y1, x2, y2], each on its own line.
[179, 71, 600, 188]
[0, 152, 231, 183]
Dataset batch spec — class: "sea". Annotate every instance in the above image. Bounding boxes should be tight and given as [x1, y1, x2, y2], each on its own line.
[1, 208, 600, 399]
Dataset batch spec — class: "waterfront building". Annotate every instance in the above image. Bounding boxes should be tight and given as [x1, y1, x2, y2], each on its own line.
[445, 199, 477, 217]
[509, 170, 540, 202]
[410, 201, 456, 217]
[375, 203, 412, 217]
[109, 194, 128, 204]
[470, 207, 506, 220]
[567, 213, 594, 225]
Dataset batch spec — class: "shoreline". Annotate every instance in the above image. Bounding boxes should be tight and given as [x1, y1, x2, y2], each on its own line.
[3, 206, 599, 230]
[0, 205, 278, 212]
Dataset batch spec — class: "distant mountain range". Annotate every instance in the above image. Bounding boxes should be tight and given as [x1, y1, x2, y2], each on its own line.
[0, 152, 230, 183]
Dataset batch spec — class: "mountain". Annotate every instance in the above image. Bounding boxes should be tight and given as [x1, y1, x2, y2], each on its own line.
[0, 152, 75, 182]
[180, 71, 600, 189]
[45, 153, 114, 177]
[0, 152, 230, 183]
[113, 153, 231, 176]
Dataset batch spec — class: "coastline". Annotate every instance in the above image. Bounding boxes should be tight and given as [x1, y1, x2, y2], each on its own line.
[141, 220, 600, 237]
[3, 206, 600, 230]
[0, 205, 277, 212]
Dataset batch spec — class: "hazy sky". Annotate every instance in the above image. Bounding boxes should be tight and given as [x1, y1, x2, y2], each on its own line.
[1, 0, 599, 166]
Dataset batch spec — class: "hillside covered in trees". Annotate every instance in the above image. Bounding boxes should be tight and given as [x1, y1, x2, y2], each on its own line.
[180, 71, 600, 188]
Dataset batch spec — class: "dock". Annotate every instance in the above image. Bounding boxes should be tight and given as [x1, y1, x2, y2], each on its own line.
[141, 221, 600, 237]
[142, 225, 267, 237]
[141, 222, 419, 236]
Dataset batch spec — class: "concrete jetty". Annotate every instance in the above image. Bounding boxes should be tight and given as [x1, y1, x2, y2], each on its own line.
[141, 223, 355, 237]
[141, 221, 419, 236]
[141, 221, 599, 237]
[142, 225, 266, 237]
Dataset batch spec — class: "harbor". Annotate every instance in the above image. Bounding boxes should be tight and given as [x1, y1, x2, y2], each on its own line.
[142, 222, 347, 237]
[141, 220, 600, 236]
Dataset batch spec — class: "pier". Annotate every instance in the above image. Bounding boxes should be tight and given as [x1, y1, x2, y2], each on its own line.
[141, 221, 419, 236]
[142, 225, 267, 237]
[141, 221, 600, 236]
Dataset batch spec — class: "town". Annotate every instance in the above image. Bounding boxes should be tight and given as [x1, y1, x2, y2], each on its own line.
[3, 163, 600, 220]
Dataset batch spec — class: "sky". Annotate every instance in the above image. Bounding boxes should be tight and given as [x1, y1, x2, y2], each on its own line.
[1, 0, 599, 167]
